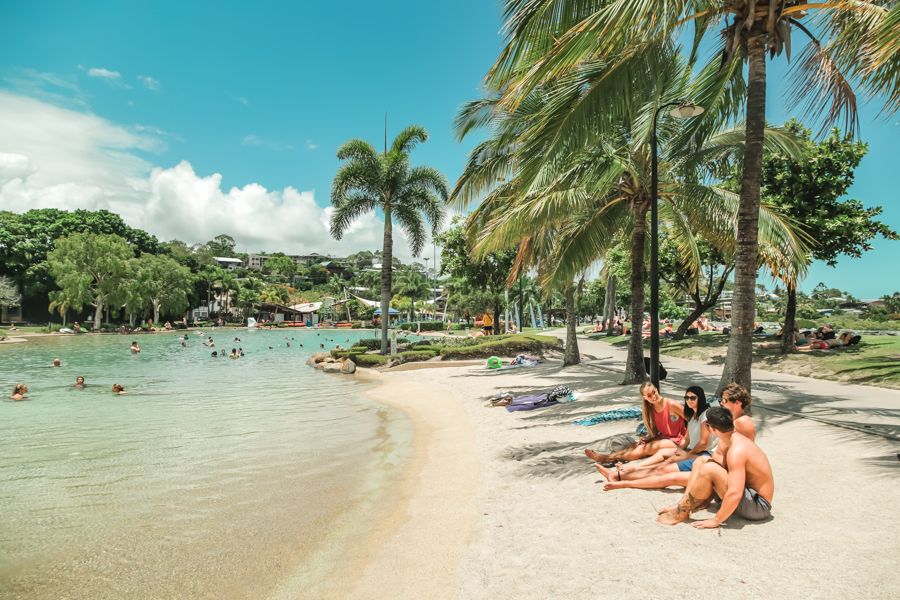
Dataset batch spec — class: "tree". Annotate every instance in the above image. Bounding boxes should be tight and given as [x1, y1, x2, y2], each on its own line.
[330, 125, 448, 353]
[264, 253, 296, 281]
[47, 233, 132, 328]
[437, 218, 516, 335]
[0, 276, 21, 309]
[134, 254, 193, 324]
[486, 0, 900, 392]
[760, 121, 898, 351]
[206, 234, 237, 257]
[394, 268, 429, 323]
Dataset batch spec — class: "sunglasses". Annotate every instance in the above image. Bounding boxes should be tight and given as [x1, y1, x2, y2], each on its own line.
[684, 394, 698, 400]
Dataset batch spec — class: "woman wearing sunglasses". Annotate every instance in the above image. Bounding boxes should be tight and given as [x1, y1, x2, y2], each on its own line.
[598, 385, 716, 491]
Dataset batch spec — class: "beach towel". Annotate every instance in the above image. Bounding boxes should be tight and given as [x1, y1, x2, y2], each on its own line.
[573, 407, 642, 426]
[505, 386, 574, 412]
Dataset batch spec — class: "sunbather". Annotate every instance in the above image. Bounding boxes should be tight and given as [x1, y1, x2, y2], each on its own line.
[584, 382, 685, 465]
[657, 407, 774, 527]
[598, 385, 716, 490]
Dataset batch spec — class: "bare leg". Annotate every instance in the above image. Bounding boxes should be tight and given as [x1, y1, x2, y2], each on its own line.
[620, 448, 679, 476]
[658, 455, 710, 513]
[594, 463, 619, 482]
[605, 469, 688, 491]
[657, 461, 726, 525]
[585, 439, 677, 464]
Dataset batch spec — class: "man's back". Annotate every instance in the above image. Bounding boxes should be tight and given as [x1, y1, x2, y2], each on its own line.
[727, 432, 774, 502]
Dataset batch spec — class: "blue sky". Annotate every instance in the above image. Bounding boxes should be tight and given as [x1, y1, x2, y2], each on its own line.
[0, 1, 897, 298]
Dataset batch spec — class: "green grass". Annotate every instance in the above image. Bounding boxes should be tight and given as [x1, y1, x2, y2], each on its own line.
[585, 331, 900, 389]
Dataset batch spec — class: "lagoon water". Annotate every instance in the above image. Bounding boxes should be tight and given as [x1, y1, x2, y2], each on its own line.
[0, 329, 412, 599]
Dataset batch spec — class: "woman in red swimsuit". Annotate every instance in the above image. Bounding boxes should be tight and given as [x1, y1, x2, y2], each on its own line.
[585, 382, 686, 465]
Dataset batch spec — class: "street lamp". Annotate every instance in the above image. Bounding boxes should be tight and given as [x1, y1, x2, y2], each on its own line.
[650, 101, 704, 390]
[423, 257, 430, 319]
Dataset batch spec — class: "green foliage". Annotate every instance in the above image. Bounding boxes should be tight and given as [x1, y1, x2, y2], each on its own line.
[353, 353, 389, 368]
[439, 334, 562, 360]
[206, 234, 237, 257]
[47, 233, 133, 325]
[0, 276, 21, 307]
[761, 121, 897, 267]
[398, 349, 439, 363]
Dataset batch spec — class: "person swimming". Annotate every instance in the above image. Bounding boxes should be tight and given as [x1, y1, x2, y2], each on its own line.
[211, 351, 218, 357]
[52, 358, 61, 367]
[238, 348, 245, 356]
[112, 383, 126, 395]
[74, 376, 86, 389]
[229, 348, 239, 359]
[130, 341, 141, 354]
[11, 383, 28, 400]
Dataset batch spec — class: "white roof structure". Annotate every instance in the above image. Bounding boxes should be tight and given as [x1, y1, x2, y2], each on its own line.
[289, 302, 323, 313]
[214, 256, 243, 264]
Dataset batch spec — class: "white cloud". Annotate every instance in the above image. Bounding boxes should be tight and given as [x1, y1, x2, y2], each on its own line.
[305, 139, 319, 150]
[137, 75, 160, 91]
[87, 67, 121, 80]
[3, 68, 87, 109]
[0, 91, 402, 257]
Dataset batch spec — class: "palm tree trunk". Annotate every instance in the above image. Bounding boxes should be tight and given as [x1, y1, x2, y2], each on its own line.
[563, 283, 580, 366]
[380, 205, 393, 354]
[604, 272, 616, 336]
[624, 200, 650, 384]
[718, 34, 766, 394]
[781, 282, 797, 354]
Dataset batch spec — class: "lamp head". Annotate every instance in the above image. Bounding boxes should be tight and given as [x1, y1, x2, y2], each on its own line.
[670, 103, 705, 119]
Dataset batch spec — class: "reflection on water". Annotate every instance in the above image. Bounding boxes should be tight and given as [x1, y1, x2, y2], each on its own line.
[0, 329, 412, 599]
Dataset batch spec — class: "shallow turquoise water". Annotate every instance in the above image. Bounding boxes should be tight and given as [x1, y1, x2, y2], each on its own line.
[0, 329, 412, 599]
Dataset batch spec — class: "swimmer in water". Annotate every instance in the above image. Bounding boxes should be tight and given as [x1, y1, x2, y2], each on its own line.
[130, 341, 141, 354]
[74, 376, 86, 389]
[112, 383, 126, 395]
[11, 383, 28, 400]
[211, 350, 218, 357]
[52, 358, 61, 367]
[229, 348, 239, 359]
[239, 348, 245, 356]
[234, 337, 241, 342]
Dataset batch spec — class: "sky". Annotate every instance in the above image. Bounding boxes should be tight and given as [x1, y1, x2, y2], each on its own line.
[0, 1, 897, 298]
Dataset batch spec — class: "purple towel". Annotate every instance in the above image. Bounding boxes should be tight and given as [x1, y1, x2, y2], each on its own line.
[506, 393, 558, 412]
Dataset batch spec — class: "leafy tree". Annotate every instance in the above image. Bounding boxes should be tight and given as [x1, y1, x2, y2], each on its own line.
[0, 209, 158, 312]
[47, 233, 133, 328]
[394, 267, 429, 323]
[134, 254, 193, 324]
[881, 293, 900, 315]
[330, 125, 447, 353]
[0, 276, 21, 309]
[437, 218, 516, 334]
[206, 234, 237, 257]
[761, 121, 898, 351]
[264, 253, 296, 281]
[485, 0, 899, 391]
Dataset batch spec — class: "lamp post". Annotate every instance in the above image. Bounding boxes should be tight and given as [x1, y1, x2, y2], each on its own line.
[423, 257, 431, 319]
[650, 101, 704, 390]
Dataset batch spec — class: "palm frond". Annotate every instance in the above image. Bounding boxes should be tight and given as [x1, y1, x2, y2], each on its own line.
[391, 125, 428, 155]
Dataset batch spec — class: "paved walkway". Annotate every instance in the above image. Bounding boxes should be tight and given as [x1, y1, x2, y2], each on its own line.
[551, 329, 900, 443]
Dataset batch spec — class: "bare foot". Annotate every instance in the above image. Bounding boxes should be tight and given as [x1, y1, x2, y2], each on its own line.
[594, 463, 619, 482]
[658, 504, 676, 515]
[603, 480, 627, 491]
[657, 507, 690, 526]
[585, 449, 609, 463]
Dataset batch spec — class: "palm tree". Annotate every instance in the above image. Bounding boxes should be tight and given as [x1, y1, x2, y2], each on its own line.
[454, 54, 807, 383]
[485, 0, 898, 391]
[330, 126, 447, 353]
[394, 267, 429, 324]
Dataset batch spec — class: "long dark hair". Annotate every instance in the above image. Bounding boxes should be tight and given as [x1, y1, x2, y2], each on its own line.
[683, 386, 709, 421]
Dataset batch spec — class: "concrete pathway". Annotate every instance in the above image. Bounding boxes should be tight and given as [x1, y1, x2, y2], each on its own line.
[550, 329, 900, 443]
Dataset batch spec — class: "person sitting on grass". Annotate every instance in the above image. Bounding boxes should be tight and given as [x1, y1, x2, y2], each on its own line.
[11, 383, 28, 400]
[585, 382, 686, 465]
[660, 323, 675, 339]
[657, 406, 774, 528]
[598, 385, 716, 491]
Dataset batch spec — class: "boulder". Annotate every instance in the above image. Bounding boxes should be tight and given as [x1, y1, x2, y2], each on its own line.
[322, 362, 343, 373]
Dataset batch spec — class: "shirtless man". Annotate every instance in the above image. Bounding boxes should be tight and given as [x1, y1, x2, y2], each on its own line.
[657, 406, 774, 527]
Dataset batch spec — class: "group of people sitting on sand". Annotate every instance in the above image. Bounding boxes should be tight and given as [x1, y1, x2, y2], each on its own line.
[584, 382, 773, 528]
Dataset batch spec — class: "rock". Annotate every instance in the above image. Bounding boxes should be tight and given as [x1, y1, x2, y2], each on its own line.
[386, 359, 401, 369]
[322, 362, 343, 373]
[427, 355, 443, 362]
[315, 362, 327, 370]
[340, 359, 356, 374]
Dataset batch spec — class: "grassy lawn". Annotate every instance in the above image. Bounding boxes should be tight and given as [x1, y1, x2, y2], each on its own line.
[586, 331, 900, 389]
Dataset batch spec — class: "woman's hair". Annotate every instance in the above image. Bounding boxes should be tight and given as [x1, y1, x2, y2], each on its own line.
[639, 381, 660, 437]
[682, 386, 709, 421]
[13, 383, 26, 394]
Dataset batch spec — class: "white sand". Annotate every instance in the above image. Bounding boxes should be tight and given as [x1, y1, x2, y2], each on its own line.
[342, 336, 900, 600]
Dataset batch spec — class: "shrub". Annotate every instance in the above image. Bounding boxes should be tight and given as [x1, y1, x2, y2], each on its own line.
[439, 334, 562, 360]
[354, 354, 389, 367]
[398, 349, 439, 363]
[350, 345, 368, 353]
[330, 350, 357, 359]
[357, 338, 381, 350]
[412, 321, 446, 331]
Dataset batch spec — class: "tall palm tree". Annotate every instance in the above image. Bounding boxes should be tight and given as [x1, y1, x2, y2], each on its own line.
[394, 267, 429, 323]
[486, 0, 899, 391]
[330, 126, 447, 353]
[454, 54, 807, 383]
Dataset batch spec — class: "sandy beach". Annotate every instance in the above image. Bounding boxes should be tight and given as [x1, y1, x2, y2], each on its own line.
[337, 332, 900, 600]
